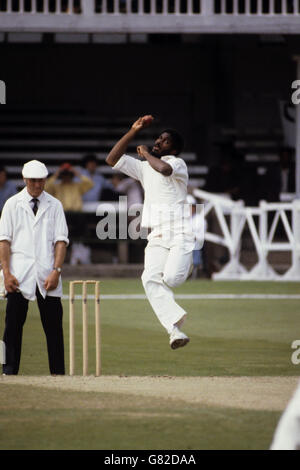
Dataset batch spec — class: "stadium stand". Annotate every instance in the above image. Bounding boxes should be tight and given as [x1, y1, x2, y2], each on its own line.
[0, 0, 298, 272]
[0, 107, 200, 186]
[0, 107, 203, 264]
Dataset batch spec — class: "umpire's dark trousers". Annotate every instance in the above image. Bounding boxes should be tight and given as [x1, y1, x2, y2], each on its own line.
[2, 287, 65, 375]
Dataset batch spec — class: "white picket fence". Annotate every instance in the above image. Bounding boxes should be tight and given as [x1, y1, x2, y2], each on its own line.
[193, 188, 300, 281]
[1, 0, 300, 33]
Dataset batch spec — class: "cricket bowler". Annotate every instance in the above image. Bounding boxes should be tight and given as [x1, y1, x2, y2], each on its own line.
[106, 115, 196, 349]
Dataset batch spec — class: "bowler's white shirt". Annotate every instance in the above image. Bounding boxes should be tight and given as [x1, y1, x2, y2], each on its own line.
[0, 188, 69, 300]
[113, 154, 194, 245]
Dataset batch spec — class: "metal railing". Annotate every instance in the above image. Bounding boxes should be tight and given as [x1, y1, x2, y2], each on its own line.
[0, 0, 300, 33]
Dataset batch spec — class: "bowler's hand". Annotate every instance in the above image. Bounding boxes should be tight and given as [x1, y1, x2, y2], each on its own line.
[4, 273, 19, 293]
[131, 115, 154, 133]
[137, 145, 150, 159]
[44, 271, 60, 291]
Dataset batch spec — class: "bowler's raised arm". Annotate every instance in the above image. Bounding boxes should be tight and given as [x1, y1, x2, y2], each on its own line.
[105, 115, 153, 167]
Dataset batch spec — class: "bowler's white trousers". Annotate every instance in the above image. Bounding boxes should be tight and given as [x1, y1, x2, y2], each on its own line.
[141, 236, 193, 334]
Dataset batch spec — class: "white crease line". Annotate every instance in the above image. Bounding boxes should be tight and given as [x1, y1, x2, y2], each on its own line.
[62, 294, 300, 300]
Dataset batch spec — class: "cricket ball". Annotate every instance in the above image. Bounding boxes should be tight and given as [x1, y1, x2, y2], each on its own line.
[142, 115, 154, 125]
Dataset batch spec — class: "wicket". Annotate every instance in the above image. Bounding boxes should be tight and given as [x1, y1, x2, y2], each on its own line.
[69, 280, 101, 376]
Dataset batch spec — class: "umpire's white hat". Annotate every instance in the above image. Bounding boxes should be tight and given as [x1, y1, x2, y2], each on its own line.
[22, 160, 48, 179]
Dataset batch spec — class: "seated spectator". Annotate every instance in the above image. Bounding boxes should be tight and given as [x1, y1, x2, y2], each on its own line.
[0, 166, 17, 212]
[81, 154, 118, 202]
[45, 162, 93, 211]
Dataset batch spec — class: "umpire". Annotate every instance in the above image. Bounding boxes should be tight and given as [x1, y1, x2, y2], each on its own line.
[0, 160, 69, 375]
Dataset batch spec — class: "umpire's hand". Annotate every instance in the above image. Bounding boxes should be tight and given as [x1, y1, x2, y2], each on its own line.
[44, 271, 60, 291]
[4, 272, 19, 293]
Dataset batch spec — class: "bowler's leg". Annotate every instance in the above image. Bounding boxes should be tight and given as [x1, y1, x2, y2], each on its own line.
[141, 240, 187, 334]
[163, 243, 193, 289]
[36, 289, 65, 375]
[3, 292, 28, 375]
[162, 244, 193, 348]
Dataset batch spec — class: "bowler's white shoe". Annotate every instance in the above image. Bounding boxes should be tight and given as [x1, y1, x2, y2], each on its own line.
[169, 327, 190, 350]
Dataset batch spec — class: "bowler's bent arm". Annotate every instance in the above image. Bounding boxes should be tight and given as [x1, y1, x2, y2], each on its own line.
[106, 116, 152, 167]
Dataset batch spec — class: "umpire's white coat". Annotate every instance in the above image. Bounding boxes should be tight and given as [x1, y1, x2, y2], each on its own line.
[0, 187, 69, 301]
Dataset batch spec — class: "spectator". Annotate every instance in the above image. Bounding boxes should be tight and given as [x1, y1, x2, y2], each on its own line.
[204, 147, 242, 271]
[186, 194, 207, 278]
[277, 147, 295, 194]
[111, 172, 143, 208]
[81, 154, 116, 202]
[259, 147, 295, 202]
[45, 163, 94, 260]
[45, 162, 93, 211]
[0, 166, 17, 212]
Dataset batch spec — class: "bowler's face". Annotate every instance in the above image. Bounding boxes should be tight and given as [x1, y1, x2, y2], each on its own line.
[151, 132, 176, 158]
[25, 178, 46, 198]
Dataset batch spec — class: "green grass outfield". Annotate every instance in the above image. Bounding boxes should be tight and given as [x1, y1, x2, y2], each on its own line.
[0, 279, 300, 450]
